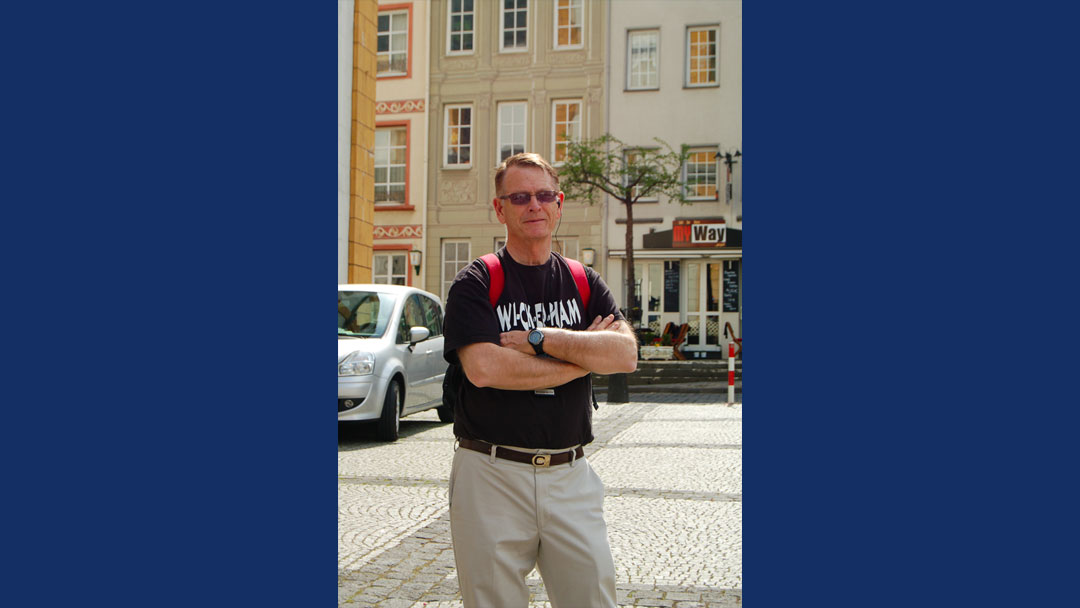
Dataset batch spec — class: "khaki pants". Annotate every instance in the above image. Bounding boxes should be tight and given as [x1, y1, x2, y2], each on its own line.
[449, 445, 617, 608]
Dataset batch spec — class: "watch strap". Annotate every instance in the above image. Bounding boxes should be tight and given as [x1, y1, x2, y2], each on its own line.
[529, 329, 545, 355]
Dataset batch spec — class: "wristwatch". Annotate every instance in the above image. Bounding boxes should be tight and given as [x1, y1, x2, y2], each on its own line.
[527, 328, 545, 356]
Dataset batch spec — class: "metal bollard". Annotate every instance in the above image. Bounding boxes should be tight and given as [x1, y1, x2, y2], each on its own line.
[727, 342, 736, 404]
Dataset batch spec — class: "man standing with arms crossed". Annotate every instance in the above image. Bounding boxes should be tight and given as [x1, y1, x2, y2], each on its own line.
[443, 152, 638, 607]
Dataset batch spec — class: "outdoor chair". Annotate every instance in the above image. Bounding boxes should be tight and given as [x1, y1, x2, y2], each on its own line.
[671, 323, 690, 360]
[724, 321, 742, 357]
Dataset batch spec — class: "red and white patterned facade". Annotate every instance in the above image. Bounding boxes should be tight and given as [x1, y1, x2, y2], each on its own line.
[373, 1, 429, 288]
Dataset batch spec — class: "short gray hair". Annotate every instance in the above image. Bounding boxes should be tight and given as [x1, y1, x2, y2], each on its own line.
[494, 152, 560, 194]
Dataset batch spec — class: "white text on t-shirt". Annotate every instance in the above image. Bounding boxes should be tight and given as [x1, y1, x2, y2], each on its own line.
[495, 298, 582, 332]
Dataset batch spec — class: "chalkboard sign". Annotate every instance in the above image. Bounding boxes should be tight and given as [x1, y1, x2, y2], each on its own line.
[723, 261, 739, 312]
[664, 261, 680, 312]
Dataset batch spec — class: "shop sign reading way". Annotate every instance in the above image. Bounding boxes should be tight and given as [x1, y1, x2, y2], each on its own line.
[673, 219, 726, 248]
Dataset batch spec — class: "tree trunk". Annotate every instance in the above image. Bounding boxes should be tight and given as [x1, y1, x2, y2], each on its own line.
[624, 199, 636, 327]
[617, 198, 636, 404]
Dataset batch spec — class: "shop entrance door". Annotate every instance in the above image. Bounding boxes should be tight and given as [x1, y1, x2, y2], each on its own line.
[685, 261, 724, 353]
[634, 261, 682, 339]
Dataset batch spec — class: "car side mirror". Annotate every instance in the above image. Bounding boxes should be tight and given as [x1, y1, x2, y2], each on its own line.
[409, 326, 430, 345]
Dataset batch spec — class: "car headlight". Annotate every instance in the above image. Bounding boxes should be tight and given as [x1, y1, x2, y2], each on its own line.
[339, 351, 375, 376]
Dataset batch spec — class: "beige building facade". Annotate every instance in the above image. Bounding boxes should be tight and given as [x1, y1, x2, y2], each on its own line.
[424, 0, 611, 301]
[606, 0, 742, 357]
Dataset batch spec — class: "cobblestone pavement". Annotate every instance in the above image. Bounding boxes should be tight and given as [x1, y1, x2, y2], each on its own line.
[339, 392, 742, 607]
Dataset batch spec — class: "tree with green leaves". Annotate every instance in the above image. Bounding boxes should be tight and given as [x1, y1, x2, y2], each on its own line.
[559, 133, 689, 328]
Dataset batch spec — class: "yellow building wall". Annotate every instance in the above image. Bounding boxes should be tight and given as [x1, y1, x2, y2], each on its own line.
[349, 0, 378, 283]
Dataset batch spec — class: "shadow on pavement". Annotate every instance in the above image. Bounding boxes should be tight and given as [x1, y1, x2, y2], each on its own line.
[337, 418, 450, 450]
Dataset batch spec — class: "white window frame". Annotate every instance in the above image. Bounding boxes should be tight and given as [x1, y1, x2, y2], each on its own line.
[377, 10, 409, 77]
[685, 24, 720, 87]
[551, 99, 583, 165]
[497, 101, 528, 163]
[554, 0, 584, 50]
[624, 148, 659, 202]
[554, 237, 579, 261]
[374, 127, 407, 206]
[444, 104, 473, 168]
[442, 240, 472, 301]
[446, 0, 475, 55]
[373, 251, 408, 285]
[500, 0, 529, 53]
[626, 29, 659, 90]
[684, 147, 719, 201]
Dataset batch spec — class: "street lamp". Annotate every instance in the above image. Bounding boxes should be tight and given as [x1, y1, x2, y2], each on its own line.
[715, 149, 741, 204]
[581, 248, 596, 266]
[409, 250, 422, 275]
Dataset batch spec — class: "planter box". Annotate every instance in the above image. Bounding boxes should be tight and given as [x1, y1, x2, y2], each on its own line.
[640, 345, 674, 360]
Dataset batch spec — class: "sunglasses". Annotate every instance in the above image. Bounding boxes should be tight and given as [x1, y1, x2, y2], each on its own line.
[497, 190, 560, 206]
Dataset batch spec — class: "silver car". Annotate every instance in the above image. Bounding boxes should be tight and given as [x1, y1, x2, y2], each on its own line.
[338, 284, 451, 441]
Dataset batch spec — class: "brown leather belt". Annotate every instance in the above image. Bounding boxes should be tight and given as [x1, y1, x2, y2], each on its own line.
[457, 438, 584, 467]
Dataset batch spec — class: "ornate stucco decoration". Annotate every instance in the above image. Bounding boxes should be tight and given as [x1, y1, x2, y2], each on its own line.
[493, 54, 531, 69]
[373, 224, 423, 239]
[443, 58, 479, 72]
[375, 99, 425, 114]
[549, 51, 586, 65]
[439, 178, 477, 206]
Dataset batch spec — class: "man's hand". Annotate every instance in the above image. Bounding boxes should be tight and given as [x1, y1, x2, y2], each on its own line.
[531, 315, 637, 375]
[585, 313, 617, 332]
[499, 314, 618, 355]
[498, 329, 533, 355]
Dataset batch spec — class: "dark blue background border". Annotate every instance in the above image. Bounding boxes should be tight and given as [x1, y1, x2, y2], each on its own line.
[4, 1, 1077, 605]
[4, 2, 334, 605]
[747, 1, 1077, 606]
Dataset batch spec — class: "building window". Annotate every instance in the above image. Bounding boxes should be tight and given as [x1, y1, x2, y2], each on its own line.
[497, 102, 527, 163]
[445, 105, 472, 167]
[447, 0, 474, 54]
[552, 99, 582, 164]
[627, 29, 659, 90]
[624, 148, 658, 201]
[686, 25, 719, 87]
[374, 127, 407, 206]
[374, 252, 408, 285]
[554, 0, 583, 49]
[685, 148, 718, 200]
[554, 237, 578, 261]
[442, 240, 472, 300]
[377, 10, 409, 76]
[501, 0, 528, 52]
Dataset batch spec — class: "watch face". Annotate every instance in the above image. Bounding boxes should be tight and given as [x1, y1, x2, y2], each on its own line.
[528, 330, 542, 345]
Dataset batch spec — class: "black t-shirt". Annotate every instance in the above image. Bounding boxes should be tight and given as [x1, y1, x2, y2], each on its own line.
[443, 249, 624, 449]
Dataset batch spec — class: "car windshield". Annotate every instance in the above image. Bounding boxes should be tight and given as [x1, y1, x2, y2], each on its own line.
[338, 291, 397, 338]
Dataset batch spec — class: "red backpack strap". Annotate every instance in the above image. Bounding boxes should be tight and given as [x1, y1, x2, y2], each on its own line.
[479, 253, 504, 308]
[564, 258, 591, 312]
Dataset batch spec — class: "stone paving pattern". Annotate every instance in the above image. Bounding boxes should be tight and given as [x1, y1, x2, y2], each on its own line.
[339, 393, 742, 607]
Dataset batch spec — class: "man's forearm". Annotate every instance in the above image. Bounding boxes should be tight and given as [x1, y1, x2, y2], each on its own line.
[458, 342, 589, 391]
[539, 324, 638, 375]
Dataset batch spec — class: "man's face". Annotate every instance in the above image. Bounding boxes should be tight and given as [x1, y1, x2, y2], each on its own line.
[493, 165, 564, 243]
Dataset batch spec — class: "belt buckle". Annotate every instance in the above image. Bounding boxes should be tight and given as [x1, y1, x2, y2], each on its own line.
[531, 453, 551, 467]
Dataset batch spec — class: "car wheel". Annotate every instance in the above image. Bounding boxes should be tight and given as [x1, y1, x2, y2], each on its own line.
[376, 380, 400, 442]
[436, 403, 455, 423]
